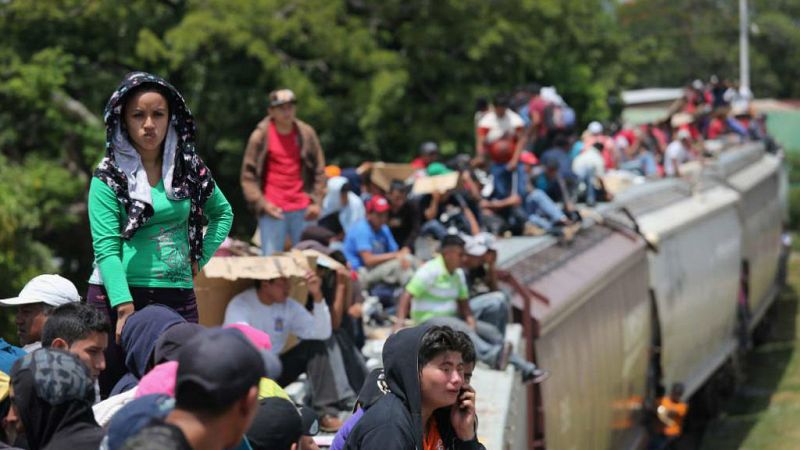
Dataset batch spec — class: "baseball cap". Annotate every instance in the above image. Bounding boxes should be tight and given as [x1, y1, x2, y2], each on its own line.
[269, 89, 297, 107]
[0, 274, 80, 307]
[419, 141, 439, 156]
[299, 406, 319, 436]
[519, 151, 538, 166]
[462, 234, 488, 257]
[247, 397, 304, 450]
[426, 162, 454, 176]
[588, 121, 603, 135]
[677, 129, 692, 140]
[175, 328, 265, 411]
[365, 195, 391, 214]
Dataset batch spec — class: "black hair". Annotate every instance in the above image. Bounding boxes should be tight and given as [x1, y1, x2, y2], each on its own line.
[440, 234, 466, 250]
[593, 141, 604, 151]
[339, 181, 351, 194]
[552, 134, 570, 149]
[418, 326, 463, 371]
[42, 302, 111, 348]
[493, 93, 511, 108]
[175, 382, 241, 416]
[526, 83, 542, 95]
[122, 83, 173, 116]
[389, 179, 408, 194]
[475, 97, 489, 112]
[455, 331, 476, 365]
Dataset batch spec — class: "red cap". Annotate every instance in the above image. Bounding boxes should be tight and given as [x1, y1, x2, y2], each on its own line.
[520, 151, 538, 166]
[366, 195, 391, 213]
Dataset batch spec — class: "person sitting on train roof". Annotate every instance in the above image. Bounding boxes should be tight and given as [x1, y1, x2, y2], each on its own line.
[418, 163, 481, 240]
[616, 133, 659, 178]
[321, 176, 366, 231]
[649, 383, 688, 450]
[476, 93, 529, 200]
[343, 195, 418, 289]
[294, 239, 369, 396]
[343, 325, 485, 450]
[664, 129, 694, 178]
[394, 235, 548, 384]
[461, 233, 511, 336]
[223, 271, 353, 432]
[387, 180, 422, 254]
[412, 141, 441, 170]
[572, 141, 608, 206]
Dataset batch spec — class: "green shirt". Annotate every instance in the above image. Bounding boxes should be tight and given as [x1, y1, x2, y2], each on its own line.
[88, 177, 233, 307]
[405, 255, 469, 323]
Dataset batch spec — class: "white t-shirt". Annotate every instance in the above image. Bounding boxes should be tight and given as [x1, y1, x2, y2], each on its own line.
[223, 288, 332, 354]
[572, 147, 606, 178]
[664, 140, 689, 176]
[478, 110, 525, 144]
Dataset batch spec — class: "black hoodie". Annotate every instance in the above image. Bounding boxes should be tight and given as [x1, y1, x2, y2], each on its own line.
[344, 327, 483, 450]
[11, 349, 104, 450]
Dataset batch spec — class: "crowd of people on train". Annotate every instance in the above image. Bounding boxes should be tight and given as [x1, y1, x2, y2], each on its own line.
[0, 70, 770, 449]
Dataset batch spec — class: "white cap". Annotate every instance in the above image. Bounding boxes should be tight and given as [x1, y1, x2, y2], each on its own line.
[0, 274, 80, 307]
[588, 121, 603, 135]
[676, 129, 692, 140]
[461, 234, 488, 257]
[476, 232, 498, 252]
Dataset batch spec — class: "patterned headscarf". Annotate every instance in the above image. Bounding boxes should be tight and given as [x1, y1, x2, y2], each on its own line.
[11, 349, 100, 450]
[94, 72, 215, 264]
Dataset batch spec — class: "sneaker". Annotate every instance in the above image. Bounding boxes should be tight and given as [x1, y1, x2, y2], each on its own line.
[522, 368, 551, 385]
[493, 342, 513, 371]
[319, 414, 344, 433]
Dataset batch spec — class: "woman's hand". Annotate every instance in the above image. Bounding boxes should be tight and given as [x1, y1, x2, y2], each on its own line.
[115, 302, 135, 344]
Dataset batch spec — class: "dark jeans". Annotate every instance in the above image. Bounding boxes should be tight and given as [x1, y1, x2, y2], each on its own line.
[86, 284, 198, 399]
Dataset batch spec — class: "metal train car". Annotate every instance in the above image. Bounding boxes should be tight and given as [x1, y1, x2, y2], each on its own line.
[490, 142, 787, 450]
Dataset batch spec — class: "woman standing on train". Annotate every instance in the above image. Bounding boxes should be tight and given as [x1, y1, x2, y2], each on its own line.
[86, 72, 233, 396]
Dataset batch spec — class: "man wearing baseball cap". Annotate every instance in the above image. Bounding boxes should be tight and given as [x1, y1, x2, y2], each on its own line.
[122, 328, 263, 450]
[343, 195, 416, 289]
[241, 88, 327, 256]
[0, 274, 80, 353]
[247, 397, 320, 450]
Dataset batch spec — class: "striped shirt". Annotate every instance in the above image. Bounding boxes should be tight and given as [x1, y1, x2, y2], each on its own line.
[405, 256, 469, 323]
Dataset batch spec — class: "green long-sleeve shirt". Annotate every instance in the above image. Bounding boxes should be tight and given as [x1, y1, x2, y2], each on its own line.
[88, 177, 233, 307]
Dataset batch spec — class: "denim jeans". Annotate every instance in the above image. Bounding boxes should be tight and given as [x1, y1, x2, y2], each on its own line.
[469, 291, 510, 336]
[524, 189, 566, 230]
[259, 209, 309, 256]
[490, 163, 528, 200]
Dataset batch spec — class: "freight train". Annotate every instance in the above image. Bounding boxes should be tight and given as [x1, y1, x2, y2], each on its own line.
[486, 141, 789, 450]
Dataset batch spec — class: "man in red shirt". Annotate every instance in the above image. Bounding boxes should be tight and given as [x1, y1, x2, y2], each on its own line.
[241, 89, 326, 255]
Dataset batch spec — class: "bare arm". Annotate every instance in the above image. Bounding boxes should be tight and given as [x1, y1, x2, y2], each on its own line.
[458, 300, 477, 330]
[393, 291, 413, 331]
[330, 269, 349, 330]
[360, 249, 405, 268]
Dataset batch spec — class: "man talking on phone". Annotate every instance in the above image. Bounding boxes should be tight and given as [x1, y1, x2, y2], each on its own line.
[344, 325, 485, 449]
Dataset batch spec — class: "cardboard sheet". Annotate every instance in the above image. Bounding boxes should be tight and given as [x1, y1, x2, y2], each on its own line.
[411, 172, 460, 195]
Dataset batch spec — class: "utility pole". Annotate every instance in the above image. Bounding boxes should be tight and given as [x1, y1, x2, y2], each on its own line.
[739, 0, 750, 90]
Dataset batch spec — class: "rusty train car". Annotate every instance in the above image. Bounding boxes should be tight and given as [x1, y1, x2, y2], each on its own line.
[491, 142, 789, 450]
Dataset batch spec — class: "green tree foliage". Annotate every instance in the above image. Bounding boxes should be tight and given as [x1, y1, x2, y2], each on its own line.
[618, 0, 800, 98]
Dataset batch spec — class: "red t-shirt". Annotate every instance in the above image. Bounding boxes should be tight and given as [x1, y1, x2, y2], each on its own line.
[707, 118, 725, 139]
[263, 122, 311, 212]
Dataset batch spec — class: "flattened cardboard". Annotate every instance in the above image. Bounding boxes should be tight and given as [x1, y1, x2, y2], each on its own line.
[369, 162, 417, 192]
[411, 172, 460, 195]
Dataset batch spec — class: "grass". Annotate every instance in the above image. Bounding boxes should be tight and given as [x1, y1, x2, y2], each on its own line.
[699, 248, 800, 450]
